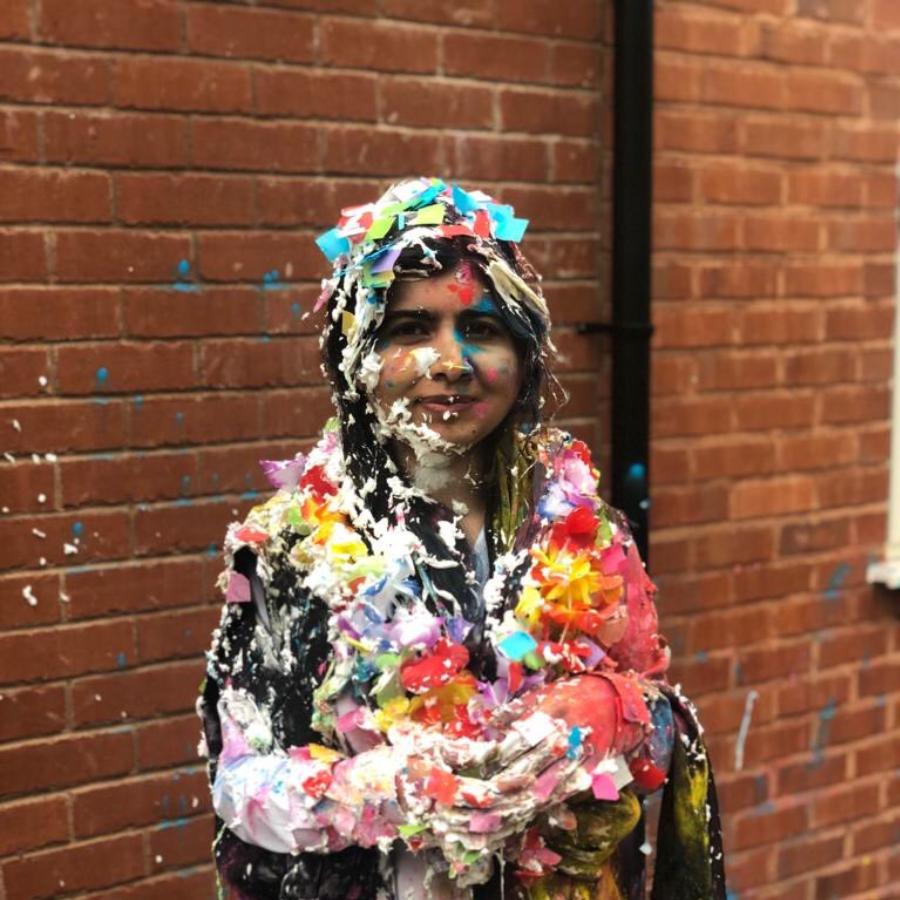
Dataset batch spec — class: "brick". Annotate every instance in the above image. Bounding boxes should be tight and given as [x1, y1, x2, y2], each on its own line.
[762, 20, 829, 64]
[0, 795, 69, 857]
[137, 606, 219, 664]
[654, 395, 733, 438]
[775, 753, 847, 797]
[729, 476, 817, 520]
[186, 4, 314, 62]
[656, 110, 738, 154]
[0, 346, 51, 399]
[778, 673, 851, 716]
[64, 556, 210, 619]
[134, 498, 242, 556]
[552, 139, 600, 184]
[255, 68, 377, 121]
[697, 352, 778, 390]
[260, 387, 337, 437]
[257, 177, 380, 229]
[814, 859, 883, 900]
[117, 174, 256, 227]
[0, 570, 61, 629]
[780, 516, 853, 555]
[699, 162, 782, 206]
[2, 833, 144, 899]
[738, 641, 811, 685]
[863, 262, 895, 297]
[832, 123, 898, 162]
[734, 562, 811, 603]
[129, 392, 260, 448]
[0, 168, 111, 224]
[87, 868, 217, 900]
[873, 0, 900, 28]
[326, 125, 444, 177]
[735, 392, 816, 430]
[0, 730, 133, 798]
[688, 606, 772, 654]
[145, 817, 210, 874]
[740, 306, 823, 344]
[787, 68, 862, 114]
[653, 161, 695, 202]
[817, 467, 888, 507]
[56, 342, 195, 395]
[784, 262, 862, 297]
[55, 230, 191, 284]
[701, 61, 786, 110]
[40, 0, 180, 51]
[861, 169, 899, 209]
[0, 617, 135, 684]
[444, 31, 550, 84]
[653, 484, 729, 528]
[321, 19, 438, 73]
[114, 57, 253, 113]
[71, 660, 205, 728]
[2, 399, 128, 453]
[821, 385, 890, 424]
[549, 42, 602, 89]
[696, 524, 776, 569]
[652, 355, 698, 396]
[858, 659, 900, 696]
[381, 0, 492, 26]
[0, 684, 66, 742]
[197, 231, 321, 283]
[812, 780, 880, 828]
[787, 169, 863, 207]
[784, 347, 856, 385]
[0, 230, 46, 282]
[655, 211, 741, 251]
[0, 46, 110, 105]
[654, 570, 732, 615]
[191, 118, 318, 173]
[733, 801, 808, 851]
[828, 216, 897, 252]
[654, 307, 735, 348]
[852, 817, 899, 854]
[494, 0, 603, 40]
[778, 833, 846, 879]
[382, 78, 494, 131]
[44, 110, 189, 168]
[825, 303, 894, 341]
[501, 87, 597, 138]
[657, 6, 759, 57]
[745, 215, 820, 252]
[744, 116, 828, 159]
[123, 286, 269, 338]
[694, 439, 777, 479]
[73, 768, 208, 838]
[0, 0, 30, 39]
[854, 729, 898, 776]
[135, 713, 204, 771]
[0, 109, 39, 162]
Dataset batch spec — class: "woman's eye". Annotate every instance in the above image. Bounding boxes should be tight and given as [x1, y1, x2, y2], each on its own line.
[386, 321, 429, 340]
[463, 318, 501, 340]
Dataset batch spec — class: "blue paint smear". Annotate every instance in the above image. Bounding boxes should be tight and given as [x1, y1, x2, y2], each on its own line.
[240, 490, 259, 501]
[627, 462, 646, 482]
[116, 651, 128, 669]
[133, 395, 144, 408]
[823, 562, 851, 602]
[72, 521, 84, 537]
[95, 366, 109, 384]
[174, 411, 185, 425]
[695, 650, 708, 662]
[207, 543, 218, 557]
[261, 269, 284, 291]
[180, 474, 191, 493]
[173, 259, 199, 293]
[809, 698, 838, 767]
[290, 302, 301, 318]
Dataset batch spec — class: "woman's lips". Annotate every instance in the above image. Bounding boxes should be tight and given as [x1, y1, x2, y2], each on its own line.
[415, 395, 477, 413]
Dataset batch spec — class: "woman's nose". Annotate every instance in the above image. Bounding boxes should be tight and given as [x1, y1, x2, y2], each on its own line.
[431, 324, 473, 381]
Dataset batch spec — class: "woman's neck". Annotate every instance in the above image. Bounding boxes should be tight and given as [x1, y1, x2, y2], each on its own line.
[394, 443, 487, 544]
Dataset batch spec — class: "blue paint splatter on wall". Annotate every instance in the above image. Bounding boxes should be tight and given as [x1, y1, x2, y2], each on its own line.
[72, 521, 84, 537]
[823, 563, 851, 602]
[809, 698, 837, 767]
[116, 651, 128, 669]
[173, 259, 199, 293]
[261, 269, 284, 291]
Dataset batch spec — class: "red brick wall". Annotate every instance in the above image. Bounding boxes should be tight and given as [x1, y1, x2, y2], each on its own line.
[652, 1, 899, 897]
[0, 2, 610, 897]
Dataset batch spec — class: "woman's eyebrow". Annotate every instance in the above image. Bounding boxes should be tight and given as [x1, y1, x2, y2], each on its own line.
[382, 308, 435, 323]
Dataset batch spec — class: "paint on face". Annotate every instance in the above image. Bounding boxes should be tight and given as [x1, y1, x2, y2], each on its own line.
[371, 263, 523, 453]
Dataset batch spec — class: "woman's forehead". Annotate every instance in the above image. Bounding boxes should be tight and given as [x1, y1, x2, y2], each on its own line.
[388, 261, 492, 312]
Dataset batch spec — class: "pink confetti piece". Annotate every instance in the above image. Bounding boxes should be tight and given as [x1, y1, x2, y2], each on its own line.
[468, 811, 502, 833]
[591, 772, 620, 801]
[226, 571, 251, 604]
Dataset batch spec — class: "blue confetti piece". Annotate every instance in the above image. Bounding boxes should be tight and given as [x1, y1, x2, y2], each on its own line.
[315, 227, 351, 261]
[497, 631, 537, 662]
[494, 215, 529, 242]
[452, 184, 478, 214]
[567, 726, 583, 760]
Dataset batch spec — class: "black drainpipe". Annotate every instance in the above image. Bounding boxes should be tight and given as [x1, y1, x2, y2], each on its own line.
[578, 0, 654, 564]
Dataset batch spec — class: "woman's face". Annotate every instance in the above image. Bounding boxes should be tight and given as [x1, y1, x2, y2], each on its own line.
[371, 261, 523, 452]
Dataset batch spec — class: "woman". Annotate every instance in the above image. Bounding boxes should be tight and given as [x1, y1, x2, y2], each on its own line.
[200, 178, 726, 899]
